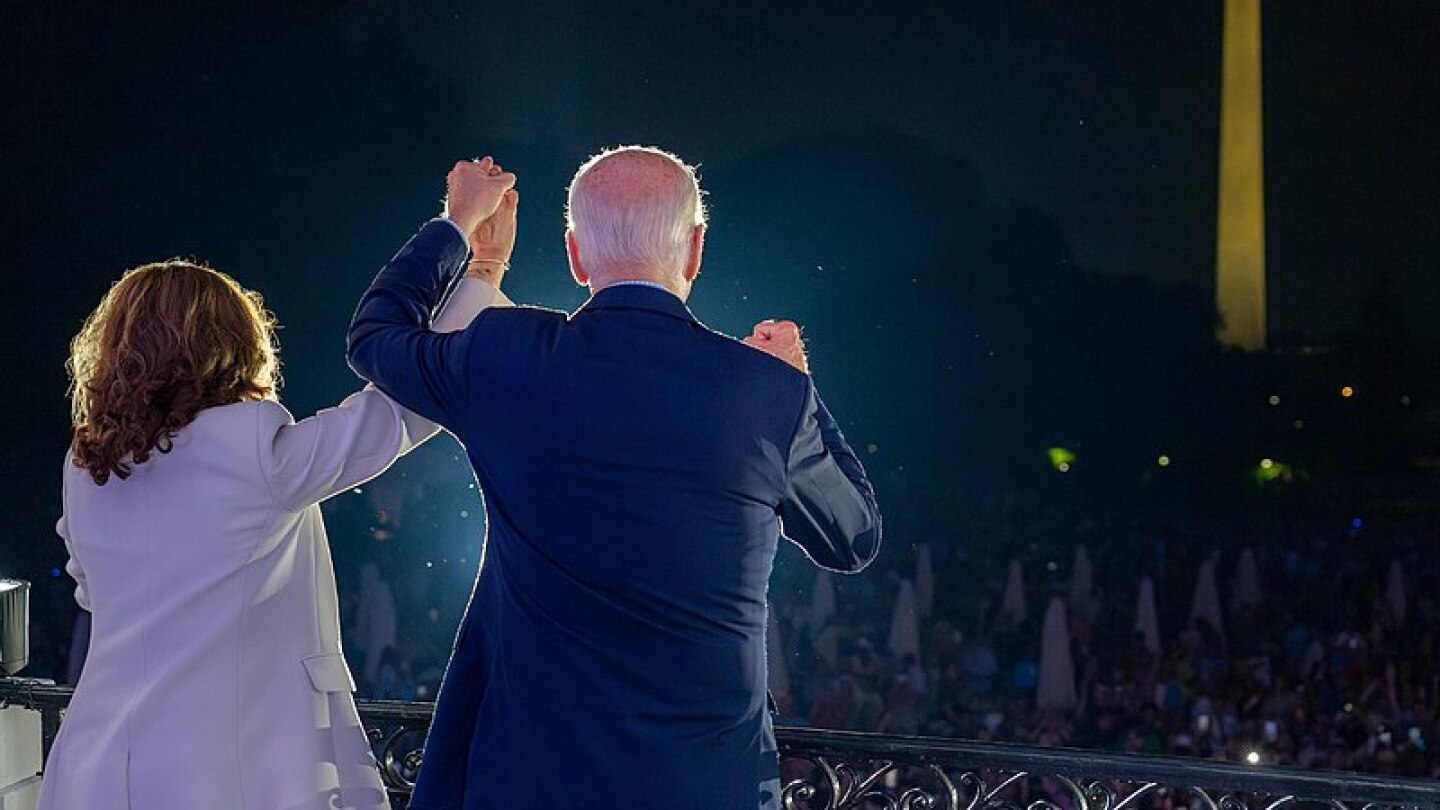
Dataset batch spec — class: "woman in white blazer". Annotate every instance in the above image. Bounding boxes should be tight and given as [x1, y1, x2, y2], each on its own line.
[38, 161, 518, 810]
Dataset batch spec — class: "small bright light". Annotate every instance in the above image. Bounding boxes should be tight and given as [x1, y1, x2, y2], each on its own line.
[1401, 395, 1411, 406]
[1341, 386, 1355, 398]
[1352, 518, 1363, 529]
[1267, 395, 1280, 406]
[1048, 446, 1077, 471]
[1157, 455, 1171, 468]
[1256, 458, 1290, 484]
[1293, 419, 1305, 429]
[1245, 751, 1260, 765]
[867, 443, 879, 454]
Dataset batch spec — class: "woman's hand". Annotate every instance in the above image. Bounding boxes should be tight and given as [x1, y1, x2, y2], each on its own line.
[467, 188, 518, 287]
[444, 157, 515, 235]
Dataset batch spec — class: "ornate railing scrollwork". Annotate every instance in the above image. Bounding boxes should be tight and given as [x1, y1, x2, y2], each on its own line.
[772, 728, 1440, 810]
[3, 679, 1439, 810]
[354, 698, 432, 804]
[780, 758, 962, 810]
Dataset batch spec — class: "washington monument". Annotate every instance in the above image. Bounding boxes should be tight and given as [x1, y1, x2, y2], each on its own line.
[1216, 0, 1266, 351]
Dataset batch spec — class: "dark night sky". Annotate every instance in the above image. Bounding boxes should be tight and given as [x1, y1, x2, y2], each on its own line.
[2, 0, 1438, 574]
[377, 0, 1440, 336]
[8, 1, 1440, 334]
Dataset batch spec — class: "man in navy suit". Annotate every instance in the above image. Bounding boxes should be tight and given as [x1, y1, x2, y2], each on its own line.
[348, 148, 881, 809]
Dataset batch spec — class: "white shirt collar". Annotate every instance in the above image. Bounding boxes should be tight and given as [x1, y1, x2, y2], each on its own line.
[603, 280, 673, 293]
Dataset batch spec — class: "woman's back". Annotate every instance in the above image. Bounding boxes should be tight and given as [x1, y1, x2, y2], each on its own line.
[64, 402, 271, 679]
[46, 396, 397, 810]
[40, 208, 510, 810]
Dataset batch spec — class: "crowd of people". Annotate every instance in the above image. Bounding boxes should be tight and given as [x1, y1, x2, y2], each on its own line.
[766, 494, 1440, 779]
[40, 471, 1437, 781]
[321, 478, 1440, 779]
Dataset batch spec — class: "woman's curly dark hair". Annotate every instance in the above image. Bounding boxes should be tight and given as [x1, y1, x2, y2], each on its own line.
[67, 260, 281, 485]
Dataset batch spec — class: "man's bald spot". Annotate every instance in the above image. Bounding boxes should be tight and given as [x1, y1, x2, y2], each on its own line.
[573, 148, 696, 208]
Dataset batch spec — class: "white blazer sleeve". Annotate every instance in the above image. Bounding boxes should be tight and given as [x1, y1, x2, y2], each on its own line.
[259, 278, 509, 512]
[56, 467, 91, 611]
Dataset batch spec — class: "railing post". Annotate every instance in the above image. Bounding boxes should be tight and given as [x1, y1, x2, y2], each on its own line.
[37, 706, 60, 763]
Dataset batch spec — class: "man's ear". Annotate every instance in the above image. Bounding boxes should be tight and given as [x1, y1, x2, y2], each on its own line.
[682, 224, 706, 283]
[566, 230, 589, 287]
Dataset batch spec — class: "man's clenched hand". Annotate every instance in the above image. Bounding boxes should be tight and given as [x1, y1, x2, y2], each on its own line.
[743, 319, 809, 374]
[444, 156, 516, 235]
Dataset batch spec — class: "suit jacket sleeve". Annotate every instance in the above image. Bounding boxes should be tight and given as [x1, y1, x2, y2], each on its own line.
[260, 274, 508, 512]
[779, 381, 882, 572]
[346, 218, 481, 429]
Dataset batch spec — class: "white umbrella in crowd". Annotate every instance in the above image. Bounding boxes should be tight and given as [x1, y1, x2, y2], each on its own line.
[1068, 545, 1093, 612]
[1188, 554, 1226, 646]
[1036, 596, 1077, 710]
[1135, 575, 1161, 656]
[356, 563, 398, 686]
[1001, 558, 1026, 625]
[1231, 547, 1262, 615]
[1387, 560, 1407, 626]
[888, 579, 923, 661]
[809, 569, 836, 639]
[915, 543, 936, 618]
[766, 604, 791, 706]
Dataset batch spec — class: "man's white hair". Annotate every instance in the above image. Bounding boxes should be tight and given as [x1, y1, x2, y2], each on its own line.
[565, 145, 707, 280]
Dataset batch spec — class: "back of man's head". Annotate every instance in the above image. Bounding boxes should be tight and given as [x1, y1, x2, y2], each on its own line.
[565, 146, 706, 293]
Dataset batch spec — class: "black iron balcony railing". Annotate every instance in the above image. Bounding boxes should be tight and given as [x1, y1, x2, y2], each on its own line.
[4, 677, 1439, 810]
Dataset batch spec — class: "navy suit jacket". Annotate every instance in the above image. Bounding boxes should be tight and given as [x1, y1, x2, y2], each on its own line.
[348, 220, 881, 810]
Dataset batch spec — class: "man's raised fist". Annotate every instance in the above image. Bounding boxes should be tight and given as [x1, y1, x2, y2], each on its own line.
[742, 319, 809, 374]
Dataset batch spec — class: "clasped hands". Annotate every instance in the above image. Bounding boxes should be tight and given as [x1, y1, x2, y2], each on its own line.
[441, 155, 808, 375]
[444, 156, 519, 286]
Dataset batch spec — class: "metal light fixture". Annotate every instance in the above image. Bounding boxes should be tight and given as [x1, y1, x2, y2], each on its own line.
[0, 579, 29, 675]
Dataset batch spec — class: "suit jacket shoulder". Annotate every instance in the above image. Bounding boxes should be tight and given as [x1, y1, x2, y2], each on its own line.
[698, 327, 814, 432]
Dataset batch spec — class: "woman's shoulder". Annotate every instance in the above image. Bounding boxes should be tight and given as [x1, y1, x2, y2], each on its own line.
[183, 400, 299, 458]
[192, 398, 295, 429]
[59, 401, 292, 490]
